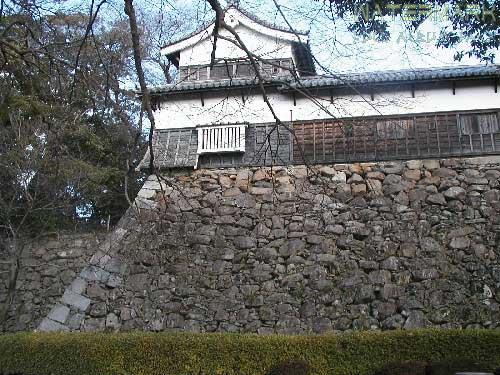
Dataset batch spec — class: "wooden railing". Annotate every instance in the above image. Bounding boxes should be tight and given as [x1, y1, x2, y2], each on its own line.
[197, 124, 247, 154]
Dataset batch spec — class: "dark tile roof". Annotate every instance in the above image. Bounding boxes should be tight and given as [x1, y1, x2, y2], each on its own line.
[148, 64, 499, 96]
[149, 77, 273, 95]
[288, 64, 500, 90]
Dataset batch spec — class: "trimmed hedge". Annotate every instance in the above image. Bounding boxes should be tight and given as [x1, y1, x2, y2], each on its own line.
[0, 329, 499, 375]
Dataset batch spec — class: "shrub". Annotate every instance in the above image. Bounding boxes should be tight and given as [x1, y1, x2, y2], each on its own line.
[374, 360, 490, 375]
[0, 329, 499, 375]
[267, 360, 310, 375]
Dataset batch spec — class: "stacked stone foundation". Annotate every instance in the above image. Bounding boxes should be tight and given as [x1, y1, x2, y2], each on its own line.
[3, 156, 500, 333]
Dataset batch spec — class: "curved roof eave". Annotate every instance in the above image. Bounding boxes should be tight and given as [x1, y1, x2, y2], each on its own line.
[142, 64, 499, 97]
[160, 6, 308, 57]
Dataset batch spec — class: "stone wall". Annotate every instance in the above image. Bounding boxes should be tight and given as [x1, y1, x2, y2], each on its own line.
[0, 232, 105, 331]
[19, 156, 500, 332]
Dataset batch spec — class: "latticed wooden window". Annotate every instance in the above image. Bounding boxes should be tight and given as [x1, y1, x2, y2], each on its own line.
[210, 64, 233, 79]
[261, 61, 274, 77]
[179, 67, 189, 80]
[459, 113, 500, 134]
[187, 67, 199, 81]
[198, 67, 208, 81]
[235, 62, 255, 78]
[280, 59, 292, 76]
[376, 118, 414, 139]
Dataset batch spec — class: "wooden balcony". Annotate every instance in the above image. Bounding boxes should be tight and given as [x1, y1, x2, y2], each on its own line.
[197, 124, 247, 154]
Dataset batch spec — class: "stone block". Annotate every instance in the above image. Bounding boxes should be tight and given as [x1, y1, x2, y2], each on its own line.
[426, 193, 446, 205]
[313, 317, 332, 333]
[137, 188, 157, 200]
[250, 187, 273, 195]
[233, 236, 256, 249]
[127, 273, 149, 292]
[404, 169, 421, 181]
[352, 183, 367, 196]
[449, 237, 471, 249]
[369, 270, 392, 284]
[319, 166, 336, 176]
[449, 226, 475, 238]
[106, 313, 121, 330]
[403, 310, 431, 329]
[413, 269, 439, 281]
[325, 224, 344, 235]
[422, 159, 440, 170]
[80, 266, 110, 283]
[359, 260, 379, 270]
[47, 304, 70, 324]
[83, 318, 105, 331]
[381, 256, 399, 271]
[38, 318, 69, 332]
[69, 277, 87, 295]
[367, 171, 385, 180]
[406, 160, 423, 169]
[279, 239, 305, 257]
[443, 187, 466, 201]
[62, 290, 91, 312]
[253, 169, 269, 181]
[400, 243, 417, 257]
[331, 171, 347, 183]
[67, 313, 85, 330]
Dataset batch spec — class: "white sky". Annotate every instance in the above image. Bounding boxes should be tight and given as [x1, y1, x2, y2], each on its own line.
[169, 0, 498, 73]
[49, 0, 497, 74]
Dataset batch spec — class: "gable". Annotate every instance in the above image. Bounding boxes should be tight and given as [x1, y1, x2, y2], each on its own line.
[179, 22, 294, 67]
[161, 6, 307, 67]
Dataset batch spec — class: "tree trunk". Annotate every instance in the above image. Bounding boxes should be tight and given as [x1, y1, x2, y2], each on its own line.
[124, 0, 157, 174]
[0, 236, 22, 332]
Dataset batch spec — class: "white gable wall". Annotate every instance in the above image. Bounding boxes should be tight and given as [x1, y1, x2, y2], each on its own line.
[154, 81, 499, 129]
[179, 23, 294, 67]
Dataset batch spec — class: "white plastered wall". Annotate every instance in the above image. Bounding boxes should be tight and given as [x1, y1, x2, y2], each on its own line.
[154, 80, 500, 129]
[179, 23, 293, 67]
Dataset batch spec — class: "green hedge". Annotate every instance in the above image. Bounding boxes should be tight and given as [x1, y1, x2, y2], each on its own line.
[0, 329, 499, 375]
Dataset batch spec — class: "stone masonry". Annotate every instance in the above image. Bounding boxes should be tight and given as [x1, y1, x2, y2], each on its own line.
[0, 232, 105, 331]
[4, 156, 500, 333]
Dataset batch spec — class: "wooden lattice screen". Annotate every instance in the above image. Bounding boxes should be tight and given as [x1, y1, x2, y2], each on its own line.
[292, 110, 500, 164]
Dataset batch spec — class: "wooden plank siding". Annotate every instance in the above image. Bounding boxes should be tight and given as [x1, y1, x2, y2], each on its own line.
[198, 123, 293, 168]
[292, 110, 500, 164]
[178, 109, 500, 169]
